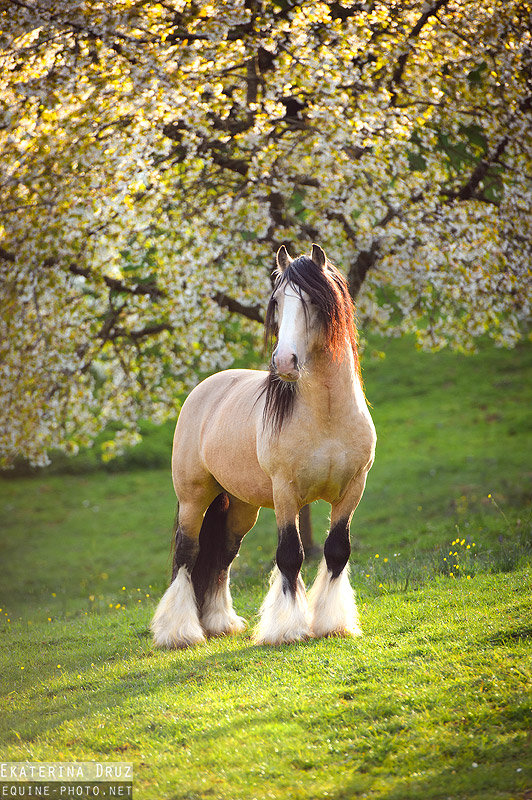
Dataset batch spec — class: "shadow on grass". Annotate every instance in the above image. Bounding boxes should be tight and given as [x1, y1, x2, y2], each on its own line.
[1, 618, 334, 745]
[326, 739, 531, 800]
[2, 603, 530, 800]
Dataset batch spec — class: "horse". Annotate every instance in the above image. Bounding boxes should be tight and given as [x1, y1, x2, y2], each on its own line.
[151, 244, 376, 647]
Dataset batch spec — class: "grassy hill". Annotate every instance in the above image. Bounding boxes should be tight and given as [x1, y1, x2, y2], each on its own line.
[0, 336, 531, 799]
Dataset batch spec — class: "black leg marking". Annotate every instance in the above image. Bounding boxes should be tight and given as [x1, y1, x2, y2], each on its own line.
[276, 523, 304, 595]
[172, 527, 200, 580]
[191, 493, 243, 609]
[324, 518, 351, 578]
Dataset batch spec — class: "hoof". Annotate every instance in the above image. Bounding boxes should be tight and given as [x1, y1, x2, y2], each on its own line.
[152, 627, 206, 649]
[253, 567, 310, 645]
[203, 613, 248, 638]
[308, 560, 362, 639]
[201, 577, 248, 637]
[253, 628, 309, 646]
[150, 567, 205, 649]
[312, 625, 362, 640]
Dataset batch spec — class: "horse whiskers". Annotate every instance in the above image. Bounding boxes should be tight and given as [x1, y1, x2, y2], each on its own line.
[269, 373, 298, 387]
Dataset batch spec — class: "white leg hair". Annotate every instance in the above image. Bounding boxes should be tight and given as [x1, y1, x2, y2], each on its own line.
[151, 567, 205, 648]
[253, 566, 310, 645]
[308, 559, 362, 638]
[201, 568, 247, 637]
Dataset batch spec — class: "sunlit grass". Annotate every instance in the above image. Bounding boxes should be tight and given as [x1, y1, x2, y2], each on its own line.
[1, 571, 530, 800]
[1, 336, 531, 799]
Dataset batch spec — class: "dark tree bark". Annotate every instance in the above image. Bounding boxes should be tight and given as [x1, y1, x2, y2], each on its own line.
[299, 503, 319, 558]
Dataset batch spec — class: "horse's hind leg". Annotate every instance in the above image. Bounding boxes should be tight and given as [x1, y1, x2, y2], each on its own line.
[198, 496, 259, 637]
[253, 485, 310, 645]
[308, 473, 369, 639]
[151, 491, 216, 649]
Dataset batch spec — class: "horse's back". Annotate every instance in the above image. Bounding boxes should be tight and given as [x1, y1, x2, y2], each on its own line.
[172, 369, 274, 508]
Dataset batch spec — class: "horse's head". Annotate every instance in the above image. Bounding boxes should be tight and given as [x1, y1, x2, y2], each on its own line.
[266, 244, 328, 382]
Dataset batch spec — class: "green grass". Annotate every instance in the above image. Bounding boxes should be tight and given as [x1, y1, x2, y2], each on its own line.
[1, 575, 531, 799]
[1, 336, 531, 799]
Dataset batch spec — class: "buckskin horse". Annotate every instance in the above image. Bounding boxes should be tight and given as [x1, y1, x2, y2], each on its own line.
[151, 244, 376, 647]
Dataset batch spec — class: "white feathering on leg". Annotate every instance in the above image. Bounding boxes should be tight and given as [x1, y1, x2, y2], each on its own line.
[308, 559, 362, 638]
[151, 567, 205, 648]
[253, 566, 310, 645]
[201, 568, 247, 636]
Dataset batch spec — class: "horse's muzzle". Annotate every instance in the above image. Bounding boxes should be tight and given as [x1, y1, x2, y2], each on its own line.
[277, 369, 300, 382]
[272, 349, 300, 382]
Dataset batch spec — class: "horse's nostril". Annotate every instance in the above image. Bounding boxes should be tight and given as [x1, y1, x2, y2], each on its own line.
[273, 347, 300, 378]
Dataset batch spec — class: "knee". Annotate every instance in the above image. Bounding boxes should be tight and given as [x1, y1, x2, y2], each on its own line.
[276, 524, 304, 592]
[324, 520, 351, 578]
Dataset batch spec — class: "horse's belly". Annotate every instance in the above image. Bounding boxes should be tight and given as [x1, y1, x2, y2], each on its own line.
[200, 406, 274, 508]
[209, 453, 274, 509]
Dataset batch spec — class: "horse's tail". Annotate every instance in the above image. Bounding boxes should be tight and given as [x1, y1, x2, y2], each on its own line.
[172, 493, 231, 608]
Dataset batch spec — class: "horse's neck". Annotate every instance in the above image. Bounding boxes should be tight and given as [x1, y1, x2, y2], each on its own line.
[300, 342, 363, 424]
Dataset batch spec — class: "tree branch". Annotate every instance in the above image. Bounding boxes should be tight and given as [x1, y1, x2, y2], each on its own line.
[325, 210, 358, 242]
[69, 264, 166, 299]
[163, 121, 251, 176]
[348, 241, 380, 299]
[0, 246, 15, 263]
[454, 136, 509, 201]
[441, 110, 532, 203]
[97, 306, 122, 342]
[266, 191, 319, 241]
[212, 291, 264, 323]
[390, 0, 450, 100]
[108, 322, 173, 341]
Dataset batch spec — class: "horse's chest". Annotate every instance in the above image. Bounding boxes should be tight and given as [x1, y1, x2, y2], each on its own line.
[291, 440, 356, 504]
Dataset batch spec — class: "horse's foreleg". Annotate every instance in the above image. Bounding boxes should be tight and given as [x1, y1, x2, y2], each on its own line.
[253, 488, 310, 645]
[151, 499, 209, 649]
[308, 473, 368, 639]
[200, 497, 259, 637]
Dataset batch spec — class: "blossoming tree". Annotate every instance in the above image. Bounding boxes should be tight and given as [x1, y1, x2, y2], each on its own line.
[1, 0, 530, 466]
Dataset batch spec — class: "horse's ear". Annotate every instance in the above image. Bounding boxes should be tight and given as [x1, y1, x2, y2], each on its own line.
[310, 243, 327, 270]
[276, 245, 292, 273]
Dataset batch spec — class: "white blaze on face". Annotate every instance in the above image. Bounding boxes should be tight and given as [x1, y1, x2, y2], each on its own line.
[274, 285, 308, 381]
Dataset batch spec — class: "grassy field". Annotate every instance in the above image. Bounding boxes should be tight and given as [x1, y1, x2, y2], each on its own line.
[0, 336, 531, 799]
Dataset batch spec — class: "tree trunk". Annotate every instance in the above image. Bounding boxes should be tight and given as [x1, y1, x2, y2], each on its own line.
[299, 503, 319, 558]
